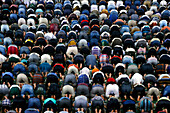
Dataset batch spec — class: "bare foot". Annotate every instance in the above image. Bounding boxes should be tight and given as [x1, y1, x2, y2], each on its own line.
[41, 96, 44, 101]
[48, 83, 51, 87]
[59, 73, 62, 78]
[89, 65, 91, 70]
[69, 94, 72, 99]
[62, 75, 65, 81]
[99, 109, 102, 113]
[33, 83, 36, 89]
[137, 95, 140, 101]
[7, 82, 11, 87]
[124, 95, 127, 99]
[80, 63, 82, 69]
[95, 109, 98, 113]
[28, 95, 30, 99]
[109, 73, 112, 78]
[105, 73, 108, 78]
[19, 108, 22, 113]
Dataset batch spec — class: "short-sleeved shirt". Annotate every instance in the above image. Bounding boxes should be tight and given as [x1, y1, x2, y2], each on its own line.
[99, 54, 109, 64]
[7, 45, 18, 55]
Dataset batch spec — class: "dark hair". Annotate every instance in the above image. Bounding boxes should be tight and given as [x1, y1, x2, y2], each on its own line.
[30, 23, 33, 26]
[96, 92, 101, 96]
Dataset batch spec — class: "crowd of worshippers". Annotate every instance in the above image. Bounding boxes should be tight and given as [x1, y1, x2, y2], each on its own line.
[0, 0, 170, 112]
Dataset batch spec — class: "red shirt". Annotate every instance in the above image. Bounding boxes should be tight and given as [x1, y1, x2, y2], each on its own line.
[53, 63, 65, 69]
[68, 64, 79, 70]
[7, 46, 19, 55]
[111, 56, 122, 61]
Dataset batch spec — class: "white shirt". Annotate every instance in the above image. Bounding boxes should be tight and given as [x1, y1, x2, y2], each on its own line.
[30, 0, 37, 5]
[72, 0, 80, 5]
[67, 65, 79, 75]
[44, 33, 57, 41]
[80, 67, 90, 75]
[150, 6, 157, 12]
[116, 1, 123, 8]
[39, 18, 48, 26]
[145, 11, 153, 16]
[108, 1, 115, 7]
[158, 74, 170, 80]
[18, 18, 26, 26]
[153, 0, 157, 2]
[44, 111, 54, 113]
[10, 85, 21, 90]
[23, 0, 30, 7]
[101, 31, 110, 37]
[99, 13, 108, 22]
[29, 52, 40, 57]
[27, 18, 35, 26]
[147, 57, 158, 65]
[75, 95, 87, 101]
[120, 10, 127, 14]
[114, 63, 125, 72]
[41, 54, 52, 65]
[105, 84, 119, 98]
[160, 0, 167, 6]
[125, 48, 135, 53]
[73, 3, 81, 9]
[92, 71, 105, 79]
[0, 54, 7, 63]
[81, 0, 89, 5]
[45, 0, 54, 3]
[9, 54, 20, 59]
[59, 111, 68, 113]
[159, 20, 167, 28]
[99, 5, 106, 13]
[131, 73, 143, 85]
[0, 84, 8, 89]
[73, 10, 80, 17]
[91, 5, 98, 12]
[116, 74, 130, 83]
[78, 39, 88, 48]
[61, 20, 69, 25]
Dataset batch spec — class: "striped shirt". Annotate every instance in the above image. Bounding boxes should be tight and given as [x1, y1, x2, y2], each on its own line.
[91, 96, 104, 101]
[99, 54, 109, 64]
[2, 99, 11, 106]
[91, 46, 101, 57]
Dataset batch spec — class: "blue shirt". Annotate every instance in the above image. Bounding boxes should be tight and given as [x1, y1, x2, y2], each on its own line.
[2, 72, 14, 79]
[40, 62, 52, 72]
[47, 72, 59, 78]
[59, 97, 70, 101]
